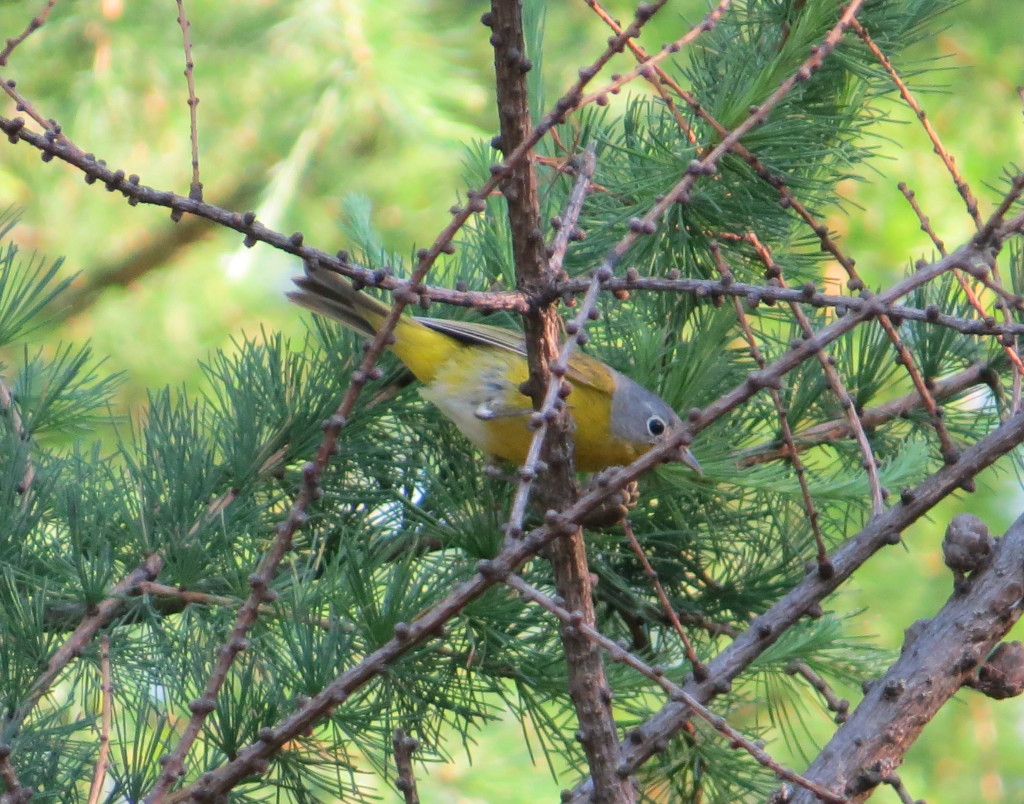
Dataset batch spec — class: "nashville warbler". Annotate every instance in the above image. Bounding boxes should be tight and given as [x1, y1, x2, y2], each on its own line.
[289, 264, 699, 474]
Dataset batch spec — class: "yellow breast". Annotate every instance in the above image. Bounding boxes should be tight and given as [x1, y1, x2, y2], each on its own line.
[418, 343, 642, 472]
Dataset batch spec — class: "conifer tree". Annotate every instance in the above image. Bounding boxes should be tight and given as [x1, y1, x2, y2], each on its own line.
[0, 2, 1021, 803]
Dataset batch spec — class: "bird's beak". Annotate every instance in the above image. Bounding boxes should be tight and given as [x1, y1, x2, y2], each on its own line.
[681, 448, 703, 475]
[667, 444, 702, 475]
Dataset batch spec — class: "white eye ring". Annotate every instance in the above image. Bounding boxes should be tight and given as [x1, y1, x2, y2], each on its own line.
[647, 416, 666, 437]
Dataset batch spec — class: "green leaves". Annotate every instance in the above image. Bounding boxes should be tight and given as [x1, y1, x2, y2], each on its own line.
[0, 217, 74, 348]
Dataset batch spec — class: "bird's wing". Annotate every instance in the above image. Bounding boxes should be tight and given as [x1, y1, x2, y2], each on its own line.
[418, 317, 526, 351]
[416, 317, 616, 394]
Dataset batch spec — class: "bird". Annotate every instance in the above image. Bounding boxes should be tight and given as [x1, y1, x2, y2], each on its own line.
[288, 263, 700, 474]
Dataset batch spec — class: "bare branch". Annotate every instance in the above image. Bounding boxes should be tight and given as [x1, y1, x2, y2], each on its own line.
[786, 512, 1024, 803]
[174, 0, 202, 204]
[623, 519, 707, 680]
[86, 635, 113, 804]
[739, 232, 885, 517]
[738, 362, 995, 467]
[392, 730, 420, 804]
[555, 274, 1024, 339]
[853, 19, 981, 227]
[0, 0, 59, 67]
[785, 661, 850, 725]
[712, 240, 836, 567]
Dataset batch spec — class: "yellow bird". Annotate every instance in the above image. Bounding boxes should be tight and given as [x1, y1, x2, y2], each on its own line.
[288, 265, 700, 474]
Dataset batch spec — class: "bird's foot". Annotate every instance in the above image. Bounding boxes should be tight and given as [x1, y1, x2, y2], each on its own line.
[579, 467, 640, 529]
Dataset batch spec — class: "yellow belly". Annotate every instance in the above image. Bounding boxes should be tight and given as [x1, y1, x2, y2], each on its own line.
[419, 346, 642, 472]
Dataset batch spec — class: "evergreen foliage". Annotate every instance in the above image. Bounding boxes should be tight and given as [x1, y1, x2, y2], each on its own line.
[0, 1, 1020, 802]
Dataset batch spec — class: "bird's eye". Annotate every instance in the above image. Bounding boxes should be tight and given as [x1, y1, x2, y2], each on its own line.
[647, 416, 666, 437]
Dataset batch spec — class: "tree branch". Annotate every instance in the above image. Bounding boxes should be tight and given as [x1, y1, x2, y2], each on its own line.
[737, 362, 997, 467]
[489, 0, 631, 799]
[787, 512, 1024, 803]
[567, 406, 1024, 802]
[1, 554, 164, 742]
[392, 730, 420, 804]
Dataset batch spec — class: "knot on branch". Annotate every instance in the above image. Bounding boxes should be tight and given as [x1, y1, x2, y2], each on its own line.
[964, 641, 1024, 700]
[943, 513, 994, 590]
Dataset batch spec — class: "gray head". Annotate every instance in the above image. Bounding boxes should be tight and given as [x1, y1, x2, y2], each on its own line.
[609, 370, 701, 473]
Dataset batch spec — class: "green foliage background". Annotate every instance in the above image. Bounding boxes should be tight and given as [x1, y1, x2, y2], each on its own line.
[0, 0, 1022, 801]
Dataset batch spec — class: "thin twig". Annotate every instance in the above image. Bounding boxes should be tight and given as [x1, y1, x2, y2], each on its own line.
[505, 574, 847, 804]
[174, 0, 203, 204]
[0, 79, 81, 157]
[877, 303, 958, 459]
[741, 231, 885, 517]
[975, 174, 1024, 251]
[622, 519, 708, 680]
[575, 0, 734, 110]
[546, 144, 597, 279]
[852, 19, 981, 226]
[2, 555, 164, 742]
[134, 582, 333, 630]
[86, 635, 113, 804]
[785, 661, 849, 724]
[900, 181, 1024, 410]
[580, 0, 699, 146]
[0, 0, 59, 67]
[737, 362, 995, 466]
[880, 773, 920, 804]
[502, 146, 597, 536]
[711, 241, 835, 566]
[392, 730, 420, 804]
[554, 273, 1024, 338]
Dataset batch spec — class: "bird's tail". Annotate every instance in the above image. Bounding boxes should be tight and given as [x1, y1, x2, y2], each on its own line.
[288, 263, 459, 385]
[287, 263, 391, 338]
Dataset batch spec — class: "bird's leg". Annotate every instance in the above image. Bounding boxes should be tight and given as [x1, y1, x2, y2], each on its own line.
[579, 467, 640, 530]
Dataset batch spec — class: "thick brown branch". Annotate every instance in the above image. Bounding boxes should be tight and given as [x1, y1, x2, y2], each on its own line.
[490, 1, 629, 800]
[787, 513, 1024, 803]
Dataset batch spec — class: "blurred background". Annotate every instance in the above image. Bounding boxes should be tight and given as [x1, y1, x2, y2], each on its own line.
[0, 0, 1021, 800]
